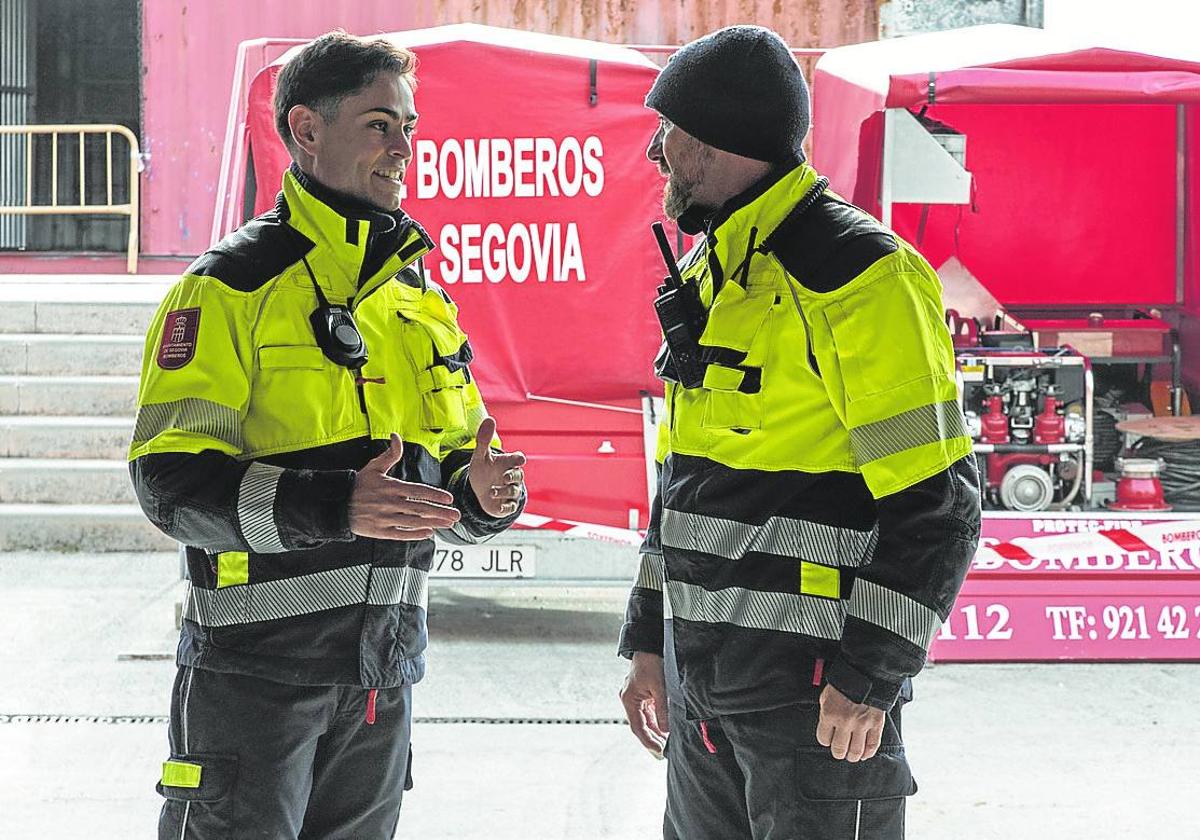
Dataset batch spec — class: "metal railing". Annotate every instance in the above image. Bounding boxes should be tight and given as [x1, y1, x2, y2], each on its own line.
[0, 124, 142, 272]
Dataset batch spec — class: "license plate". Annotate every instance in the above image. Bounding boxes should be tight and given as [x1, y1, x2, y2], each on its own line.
[429, 543, 536, 578]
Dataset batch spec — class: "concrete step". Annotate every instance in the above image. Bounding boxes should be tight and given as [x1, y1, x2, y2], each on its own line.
[0, 459, 135, 504]
[0, 375, 138, 416]
[0, 300, 161, 335]
[0, 278, 171, 335]
[0, 334, 144, 376]
[0, 416, 133, 459]
[0, 503, 175, 551]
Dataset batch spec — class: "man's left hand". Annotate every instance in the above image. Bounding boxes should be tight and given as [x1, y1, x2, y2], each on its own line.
[467, 417, 527, 518]
[816, 683, 886, 762]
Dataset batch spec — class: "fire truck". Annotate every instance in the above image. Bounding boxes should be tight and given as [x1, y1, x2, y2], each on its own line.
[217, 23, 1200, 661]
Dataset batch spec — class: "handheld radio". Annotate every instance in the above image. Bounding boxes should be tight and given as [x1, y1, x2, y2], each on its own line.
[651, 222, 707, 389]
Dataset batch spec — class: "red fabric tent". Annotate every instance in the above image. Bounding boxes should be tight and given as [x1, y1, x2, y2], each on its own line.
[813, 28, 1200, 664]
[812, 24, 1200, 310]
[245, 25, 666, 527]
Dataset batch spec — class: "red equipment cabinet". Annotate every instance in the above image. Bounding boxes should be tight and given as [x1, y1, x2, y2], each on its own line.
[814, 25, 1200, 661]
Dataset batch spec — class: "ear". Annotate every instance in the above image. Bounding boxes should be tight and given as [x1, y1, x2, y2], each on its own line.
[287, 104, 322, 156]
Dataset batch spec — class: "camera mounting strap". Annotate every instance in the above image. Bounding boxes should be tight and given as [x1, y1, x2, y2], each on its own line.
[301, 256, 369, 371]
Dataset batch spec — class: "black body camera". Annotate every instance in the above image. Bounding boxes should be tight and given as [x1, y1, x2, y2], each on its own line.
[310, 302, 368, 370]
[302, 256, 369, 370]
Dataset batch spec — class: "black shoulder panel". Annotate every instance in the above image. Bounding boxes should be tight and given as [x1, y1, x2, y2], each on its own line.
[395, 266, 423, 290]
[186, 211, 313, 292]
[769, 196, 898, 294]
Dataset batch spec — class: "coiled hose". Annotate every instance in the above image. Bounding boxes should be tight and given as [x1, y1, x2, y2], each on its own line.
[1129, 437, 1200, 510]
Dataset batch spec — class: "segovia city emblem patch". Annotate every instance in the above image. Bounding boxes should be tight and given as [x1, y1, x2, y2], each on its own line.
[157, 307, 201, 370]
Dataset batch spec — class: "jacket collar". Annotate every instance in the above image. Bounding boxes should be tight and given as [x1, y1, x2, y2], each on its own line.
[277, 166, 433, 299]
[287, 164, 399, 228]
[677, 164, 791, 236]
[702, 162, 822, 282]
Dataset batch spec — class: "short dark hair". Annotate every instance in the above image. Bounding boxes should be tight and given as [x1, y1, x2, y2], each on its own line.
[274, 30, 417, 153]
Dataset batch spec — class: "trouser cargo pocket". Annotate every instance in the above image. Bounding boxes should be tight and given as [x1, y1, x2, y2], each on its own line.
[794, 745, 916, 839]
[157, 752, 238, 837]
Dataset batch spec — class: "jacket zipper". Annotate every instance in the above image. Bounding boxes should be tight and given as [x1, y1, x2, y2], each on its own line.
[344, 255, 421, 422]
[354, 375, 368, 414]
[781, 271, 821, 377]
[394, 310, 425, 403]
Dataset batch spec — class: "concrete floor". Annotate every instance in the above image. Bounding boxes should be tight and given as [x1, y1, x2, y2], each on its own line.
[0, 552, 1197, 839]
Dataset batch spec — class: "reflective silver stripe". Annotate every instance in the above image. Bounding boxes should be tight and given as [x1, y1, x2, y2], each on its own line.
[180, 666, 195, 752]
[849, 400, 969, 466]
[441, 520, 482, 545]
[183, 564, 371, 627]
[634, 553, 664, 591]
[861, 527, 880, 567]
[131, 397, 243, 450]
[238, 462, 285, 553]
[848, 579, 942, 650]
[666, 580, 845, 640]
[367, 565, 429, 610]
[661, 508, 872, 567]
[178, 666, 196, 840]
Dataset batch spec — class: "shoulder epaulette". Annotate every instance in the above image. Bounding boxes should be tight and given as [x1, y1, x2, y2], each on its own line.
[768, 195, 898, 294]
[187, 211, 313, 292]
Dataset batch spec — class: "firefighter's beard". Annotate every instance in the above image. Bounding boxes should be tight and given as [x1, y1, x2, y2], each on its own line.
[662, 143, 715, 220]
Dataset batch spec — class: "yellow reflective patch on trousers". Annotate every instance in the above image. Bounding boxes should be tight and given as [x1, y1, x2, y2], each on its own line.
[161, 760, 202, 788]
[800, 561, 840, 599]
[216, 551, 249, 588]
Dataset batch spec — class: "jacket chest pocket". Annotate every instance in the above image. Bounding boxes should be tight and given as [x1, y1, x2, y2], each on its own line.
[697, 278, 778, 433]
[394, 290, 473, 436]
[248, 344, 356, 450]
[414, 363, 468, 432]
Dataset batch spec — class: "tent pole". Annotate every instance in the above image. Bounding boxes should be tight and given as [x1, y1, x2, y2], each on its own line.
[640, 393, 661, 520]
[881, 108, 896, 227]
[1177, 103, 1187, 308]
[1175, 103, 1188, 417]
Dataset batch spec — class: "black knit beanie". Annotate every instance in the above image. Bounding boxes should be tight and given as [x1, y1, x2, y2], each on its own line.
[646, 25, 810, 165]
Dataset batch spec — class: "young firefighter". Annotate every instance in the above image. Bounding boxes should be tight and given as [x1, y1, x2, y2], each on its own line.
[130, 32, 526, 839]
[618, 25, 981, 840]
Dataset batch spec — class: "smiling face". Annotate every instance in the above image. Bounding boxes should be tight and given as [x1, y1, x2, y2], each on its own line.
[288, 72, 418, 212]
[647, 115, 715, 220]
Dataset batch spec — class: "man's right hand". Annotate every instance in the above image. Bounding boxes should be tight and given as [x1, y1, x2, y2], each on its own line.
[349, 433, 461, 541]
[619, 651, 669, 759]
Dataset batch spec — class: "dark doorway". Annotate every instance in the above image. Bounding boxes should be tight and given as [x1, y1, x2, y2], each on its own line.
[16, 0, 141, 252]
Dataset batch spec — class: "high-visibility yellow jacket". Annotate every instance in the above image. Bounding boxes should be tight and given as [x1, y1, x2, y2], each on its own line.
[619, 163, 980, 715]
[129, 167, 521, 688]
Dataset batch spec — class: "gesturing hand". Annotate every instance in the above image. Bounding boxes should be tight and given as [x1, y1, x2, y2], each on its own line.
[349, 433, 461, 541]
[466, 417, 527, 518]
[816, 683, 886, 762]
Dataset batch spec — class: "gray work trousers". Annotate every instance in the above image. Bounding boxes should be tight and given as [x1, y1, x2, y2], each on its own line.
[663, 627, 914, 840]
[157, 666, 413, 840]
[663, 698, 914, 840]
